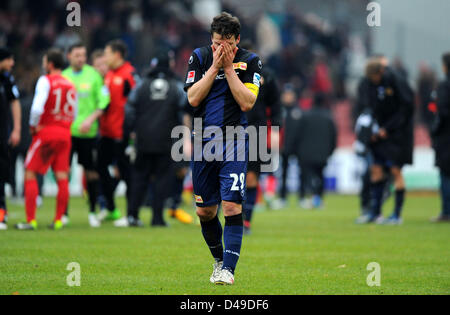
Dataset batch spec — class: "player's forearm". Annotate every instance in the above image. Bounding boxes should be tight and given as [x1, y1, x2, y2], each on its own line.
[11, 100, 21, 132]
[187, 67, 219, 107]
[90, 109, 104, 122]
[224, 68, 257, 112]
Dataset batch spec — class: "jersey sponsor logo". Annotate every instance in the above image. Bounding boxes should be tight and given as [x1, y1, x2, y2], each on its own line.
[258, 60, 262, 69]
[233, 62, 247, 71]
[195, 195, 204, 203]
[186, 71, 195, 84]
[80, 83, 91, 90]
[189, 55, 194, 65]
[253, 73, 261, 88]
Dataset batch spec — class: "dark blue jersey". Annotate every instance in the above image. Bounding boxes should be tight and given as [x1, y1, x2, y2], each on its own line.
[184, 46, 262, 132]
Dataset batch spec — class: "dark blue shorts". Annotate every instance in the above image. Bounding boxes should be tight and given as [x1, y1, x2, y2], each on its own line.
[373, 151, 403, 169]
[192, 139, 248, 207]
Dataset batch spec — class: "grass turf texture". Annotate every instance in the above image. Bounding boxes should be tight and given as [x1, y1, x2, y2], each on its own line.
[0, 194, 449, 295]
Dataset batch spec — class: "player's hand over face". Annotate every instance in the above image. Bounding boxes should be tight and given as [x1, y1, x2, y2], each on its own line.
[212, 45, 224, 71]
[222, 43, 238, 71]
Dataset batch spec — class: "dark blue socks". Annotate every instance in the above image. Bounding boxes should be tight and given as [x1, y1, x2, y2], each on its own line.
[223, 213, 244, 274]
[200, 215, 224, 262]
[243, 187, 257, 225]
[370, 181, 385, 218]
[394, 189, 405, 218]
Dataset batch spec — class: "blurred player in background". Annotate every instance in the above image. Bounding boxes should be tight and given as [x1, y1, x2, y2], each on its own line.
[0, 47, 21, 230]
[16, 49, 77, 230]
[91, 50, 109, 78]
[289, 93, 337, 209]
[238, 40, 281, 235]
[118, 49, 189, 227]
[185, 13, 262, 285]
[63, 43, 110, 228]
[358, 58, 414, 225]
[97, 40, 137, 222]
[430, 52, 450, 223]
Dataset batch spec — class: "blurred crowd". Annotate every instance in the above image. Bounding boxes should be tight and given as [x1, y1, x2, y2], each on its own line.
[0, 0, 350, 101]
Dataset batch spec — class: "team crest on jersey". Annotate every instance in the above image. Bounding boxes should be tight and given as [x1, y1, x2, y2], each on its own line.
[195, 195, 204, 203]
[233, 62, 247, 71]
[386, 87, 394, 96]
[114, 77, 123, 85]
[186, 71, 195, 84]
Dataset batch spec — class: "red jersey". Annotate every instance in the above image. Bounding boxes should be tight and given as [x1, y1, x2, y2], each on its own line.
[30, 74, 77, 134]
[100, 62, 137, 140]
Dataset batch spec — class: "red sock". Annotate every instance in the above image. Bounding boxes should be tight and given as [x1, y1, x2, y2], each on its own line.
[55, 179, 69, 222]
[25, 179, 39, 223]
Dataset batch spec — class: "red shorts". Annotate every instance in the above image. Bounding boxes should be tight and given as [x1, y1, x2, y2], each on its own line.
[25, 127, 71, 175]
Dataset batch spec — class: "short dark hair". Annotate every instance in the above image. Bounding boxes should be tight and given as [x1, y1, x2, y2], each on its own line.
[210, 12, 240, 40]
[365, 59, 384, 78]
[106, 39, 128, 59]
[90, 49, 104, 63]
[442, 52, 450, 72]
[68, 42, 85, 53]
[46, 48, 65, 70]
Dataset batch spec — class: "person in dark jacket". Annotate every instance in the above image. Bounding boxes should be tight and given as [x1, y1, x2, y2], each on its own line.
[117, 50, 186, 227]
[360, 59, 414, 225]
[353, 55, 390, 216]
[0, 47, 21, 230]
[290, 93, 337, 209]
[430, 52, 450, 223]
[278, 84, 304, 207]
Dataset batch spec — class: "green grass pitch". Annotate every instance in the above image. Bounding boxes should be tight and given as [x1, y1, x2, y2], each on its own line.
[0, 193, 449, 295]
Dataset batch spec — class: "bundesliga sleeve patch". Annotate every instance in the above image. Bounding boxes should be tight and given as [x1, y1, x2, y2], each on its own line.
[253, 73, 261, 88]
[186, 71, 195, 84]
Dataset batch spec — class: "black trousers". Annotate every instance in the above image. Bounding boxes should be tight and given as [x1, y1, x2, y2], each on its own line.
[0, 139, 9, 209]
[280, 154, 308, 200]
[127, 151, 173, 223]
[302, 163, 326, 197]
[97, 137, 131, 212]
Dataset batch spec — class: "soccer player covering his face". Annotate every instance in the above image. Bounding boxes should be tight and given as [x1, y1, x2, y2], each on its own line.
[184, 12, 262, 285]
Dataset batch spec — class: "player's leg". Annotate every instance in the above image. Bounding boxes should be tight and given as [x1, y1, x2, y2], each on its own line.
[17, 137, 49, 230]
[49, 138, 72, 230]
[0, 141, 9, 229]
[97, 137, 119, 220]
[369, 164, 385, 221]
[243, 170, 258, 234]
[78, 138, 101, 227]
[77, 138, 99, 214]
[386, 166, 405, 224]
[119, 151, 151, 227]
[192, 159, 223, 282]
[0, 178, 7, 230]
[150, 154, 175, 227]
[279, 154, 289, 203]
[311, 164, 325, 209]
[217, 144, 248, 284]
[168, 166, 193, 224]
[52, 171, 69, 230]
